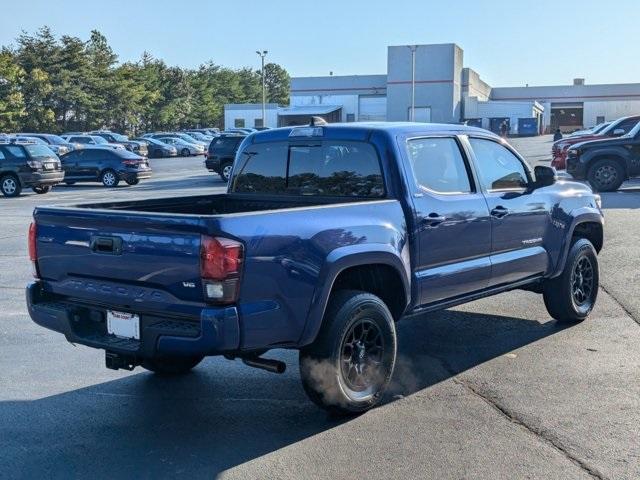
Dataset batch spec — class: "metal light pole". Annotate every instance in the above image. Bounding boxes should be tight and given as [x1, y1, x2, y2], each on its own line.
[408, 45, 417, 121]
[256, 50, 268, 127]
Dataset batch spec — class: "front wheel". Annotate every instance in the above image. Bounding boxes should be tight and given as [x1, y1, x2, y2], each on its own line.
[125, 178, 140, 186]
[181, 148, 191, 157]
[141, 355, 204, 375]
[100, 169, 119, 188]
[543, 238, 599, 322]
[32, 185, 52, 194]
[587, 159, 624, 192]
[299, 290, 397, 415]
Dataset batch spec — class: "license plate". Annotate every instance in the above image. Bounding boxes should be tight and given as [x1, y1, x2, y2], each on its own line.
[107, 310, 140, 340]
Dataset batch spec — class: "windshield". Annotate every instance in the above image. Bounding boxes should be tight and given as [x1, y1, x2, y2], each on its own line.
[91, 136, 108, 144]
[111, 133, 129, 142]
[24, 144, 56, 158]
[46, 135, 67, 145]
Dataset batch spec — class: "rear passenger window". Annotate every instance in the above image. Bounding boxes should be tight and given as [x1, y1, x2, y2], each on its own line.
[5, 146, 26, 158]
[407, 138, 472, 194]
[469, 138, 529, 191]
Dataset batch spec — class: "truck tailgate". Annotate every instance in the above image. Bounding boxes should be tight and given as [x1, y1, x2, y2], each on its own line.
[34, 207, 208, 316]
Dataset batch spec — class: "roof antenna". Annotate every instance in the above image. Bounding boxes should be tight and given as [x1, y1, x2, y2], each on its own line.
[310, 116, 328, 127]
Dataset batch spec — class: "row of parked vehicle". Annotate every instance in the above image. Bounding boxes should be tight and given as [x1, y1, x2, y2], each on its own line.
[0, 126, 251, 197]
[552, 115, 640, 191]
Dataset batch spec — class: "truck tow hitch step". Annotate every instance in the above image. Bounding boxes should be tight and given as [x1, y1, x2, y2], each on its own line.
[105, 351, 137, 371]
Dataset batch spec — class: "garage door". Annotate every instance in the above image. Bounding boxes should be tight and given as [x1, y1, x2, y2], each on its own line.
[358, 96, 387, 121]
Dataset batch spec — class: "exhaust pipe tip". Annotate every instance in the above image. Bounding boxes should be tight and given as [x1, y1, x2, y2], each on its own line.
[241, 356, 286, 374]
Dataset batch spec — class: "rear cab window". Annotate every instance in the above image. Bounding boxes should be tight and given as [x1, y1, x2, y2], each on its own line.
[231, 140, 385, 198]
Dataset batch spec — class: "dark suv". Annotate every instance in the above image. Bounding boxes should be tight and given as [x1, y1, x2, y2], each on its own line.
[0, 139, 64, 197]
[205, 134, 246, 181]
[60, 147, 152, 188]
[567, 122, 640, 191]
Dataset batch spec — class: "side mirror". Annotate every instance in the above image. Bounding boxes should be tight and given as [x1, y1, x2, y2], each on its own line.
[534, 165, 556, 188]
[612, 128, 625, 136]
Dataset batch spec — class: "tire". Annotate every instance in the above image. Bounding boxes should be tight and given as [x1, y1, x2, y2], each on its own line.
[181, 148, 191, 157]
[65, 181, 76, 186]
[0, 174, 22, 198]
[125, 178, 140, 186]
[32, 185, 52, 194]
[141, 355, 204, 375]
[587, 159, 624, 192]
[220, 162, 233, 182]
[543, 238, 599, 323]
[299, 290, 397, 415]
[100, 169, 119, 188]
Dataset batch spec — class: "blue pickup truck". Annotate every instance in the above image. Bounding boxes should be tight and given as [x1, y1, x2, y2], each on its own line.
[27, 122, 604, 414]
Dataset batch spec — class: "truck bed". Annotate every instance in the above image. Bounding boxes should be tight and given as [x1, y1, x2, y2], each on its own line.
[77, 193, 370, 216]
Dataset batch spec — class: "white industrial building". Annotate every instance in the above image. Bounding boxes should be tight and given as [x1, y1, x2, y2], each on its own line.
[225, 43, 640, 135]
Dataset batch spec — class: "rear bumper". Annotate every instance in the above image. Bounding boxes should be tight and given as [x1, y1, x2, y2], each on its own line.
[21, 171, 65, 187]
[26, 281, 240, 358]
[120, 169, 152, 181]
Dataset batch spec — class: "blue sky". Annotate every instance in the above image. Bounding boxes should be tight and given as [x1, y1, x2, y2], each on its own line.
[1, 0, 638, 87]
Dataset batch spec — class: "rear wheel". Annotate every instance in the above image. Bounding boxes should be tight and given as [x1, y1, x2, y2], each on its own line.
[141, 355, 204, 375]
[543, 238, 599, 322]
[299, 290, 397, 415]
[220, 162, 233, 182]
[32, 185, 52, 194]
[181, 148, 191, 157]
[0, 174, 21, 197]
[587, 159, 624, 192]
[100, 169, 119, 188]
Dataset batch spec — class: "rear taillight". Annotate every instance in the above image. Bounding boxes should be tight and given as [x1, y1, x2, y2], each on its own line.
[200, 236, 243, 304]
[28, 222, 39, 278]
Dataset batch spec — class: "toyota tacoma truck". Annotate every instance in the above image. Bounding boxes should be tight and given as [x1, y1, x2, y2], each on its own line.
[27, 122, 604, 414]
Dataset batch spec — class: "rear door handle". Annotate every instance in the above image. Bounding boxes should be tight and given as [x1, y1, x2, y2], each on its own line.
[490, 206, 509, 218]
[423, 212, 447, 227]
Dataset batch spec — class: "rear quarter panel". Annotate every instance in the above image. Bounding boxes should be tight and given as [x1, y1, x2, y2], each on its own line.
[216, 199, 409, 350]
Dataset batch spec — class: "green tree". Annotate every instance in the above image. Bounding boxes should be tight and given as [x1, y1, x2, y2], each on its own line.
[0, 49, 26, 131]
[262, 63, 290, 105]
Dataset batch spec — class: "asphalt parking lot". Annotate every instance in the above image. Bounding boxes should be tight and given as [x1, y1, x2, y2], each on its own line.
[1, 137, 639, 479]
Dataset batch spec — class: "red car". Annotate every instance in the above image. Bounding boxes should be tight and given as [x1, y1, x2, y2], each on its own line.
[552, 115, 640, 169]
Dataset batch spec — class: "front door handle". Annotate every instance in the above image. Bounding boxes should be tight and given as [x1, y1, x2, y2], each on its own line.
[491, 206, 510, 218]
[423, 212, 447, 227]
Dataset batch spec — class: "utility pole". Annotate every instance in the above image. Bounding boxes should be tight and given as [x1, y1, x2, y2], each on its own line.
[408, 45, 417, 121]
[256, 50, 268, 127]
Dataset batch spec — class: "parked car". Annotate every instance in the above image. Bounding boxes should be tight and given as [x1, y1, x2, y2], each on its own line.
[143, 132, 207, 149]
[568, 122, 611, 138]
[91, 131, 148, 157]
[566, 121, 640, 191]
[13, 136, 69, 157]
[26, 122, 604, 414]
[156, 137, 205, 156]
[0, 138, 64, 197]
[183, 131, 213, 144]
[133, 137, 178, 158]
[14, 133, 75, 155]
[205, 133, 246, 181]
[60, 147, 151, 187]
[61, 134, 127, 151]
[552, 115, 640, 169]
